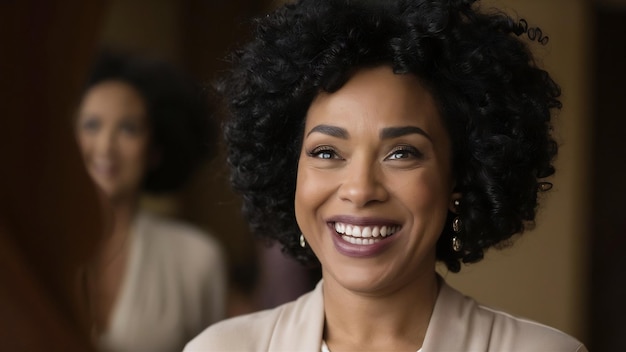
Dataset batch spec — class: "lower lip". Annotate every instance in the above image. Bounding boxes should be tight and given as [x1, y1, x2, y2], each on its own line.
[328, 224, 398, 258]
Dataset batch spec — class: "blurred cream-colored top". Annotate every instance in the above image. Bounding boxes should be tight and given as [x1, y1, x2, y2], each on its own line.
[186, 279, 586, 352]
[100, 211, 226, 352]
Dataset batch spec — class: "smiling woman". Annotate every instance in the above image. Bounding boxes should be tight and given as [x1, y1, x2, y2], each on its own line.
[77, 80, 151, 203]
[185, 0, 586, 351]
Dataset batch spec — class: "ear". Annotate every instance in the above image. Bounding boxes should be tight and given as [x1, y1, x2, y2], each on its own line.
[448, 192, 462, 214]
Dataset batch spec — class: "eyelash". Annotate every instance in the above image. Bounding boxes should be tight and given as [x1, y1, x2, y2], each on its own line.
[120, 122, 140, 135]
[307, 145, 340, 160]
[386, 145, 423, 160]
[307, 145, 423, 161]
[79, 118, 142, 136]
[81, 118, 100, 132]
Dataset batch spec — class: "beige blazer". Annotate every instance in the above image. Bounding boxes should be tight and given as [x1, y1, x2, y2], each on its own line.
[100, 211, 226, 352]
[185, 280, 587, 352]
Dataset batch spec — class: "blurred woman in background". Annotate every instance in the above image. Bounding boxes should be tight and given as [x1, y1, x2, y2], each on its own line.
[76, 51, 226, 352]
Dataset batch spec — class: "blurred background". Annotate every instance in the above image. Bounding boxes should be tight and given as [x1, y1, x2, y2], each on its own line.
[1, 0, 624, 351]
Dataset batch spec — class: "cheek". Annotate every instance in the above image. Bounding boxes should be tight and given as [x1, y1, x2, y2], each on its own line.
[294, 162, 314, 223]
[120, 137, 149, 161]
[294, 159, 330, 230]
[76, 133, 92, 157]
[118, 137, 151, 176]
[393, 170, 451, 222]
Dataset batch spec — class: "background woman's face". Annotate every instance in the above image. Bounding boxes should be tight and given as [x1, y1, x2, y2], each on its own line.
[76, 80, 151, 202]
[295, 66, 456, 294]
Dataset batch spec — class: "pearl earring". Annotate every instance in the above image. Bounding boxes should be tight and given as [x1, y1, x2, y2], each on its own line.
[299, 234, 306, 248]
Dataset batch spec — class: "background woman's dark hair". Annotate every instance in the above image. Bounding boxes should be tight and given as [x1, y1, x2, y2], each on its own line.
[220, 0, 561, 272]
[84, 50, 217, 193]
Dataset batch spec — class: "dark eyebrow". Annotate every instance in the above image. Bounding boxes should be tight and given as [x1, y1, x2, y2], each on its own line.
[380, 126, 432, 142]
[306, 124, 349, 139]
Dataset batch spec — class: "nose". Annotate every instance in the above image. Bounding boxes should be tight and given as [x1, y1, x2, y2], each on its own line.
[337, 157, 389, 207]
[93, 127, 116, 157]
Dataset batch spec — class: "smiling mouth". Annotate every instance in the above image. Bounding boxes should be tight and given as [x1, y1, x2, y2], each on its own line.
[91, 161, 117, 177]
[333, 222, 401, 245]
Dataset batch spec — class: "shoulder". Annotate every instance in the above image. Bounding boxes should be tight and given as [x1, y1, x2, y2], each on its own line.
[427, 281, 587, 352]
[185, 281, 325, 351]
[476, 303, 588, 352]
[138, 211, 223, 257]
[184, 308, 281, 351]
[184, 302, 292, 351]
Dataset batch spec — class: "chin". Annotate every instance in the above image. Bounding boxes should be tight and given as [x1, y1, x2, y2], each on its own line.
[325, 263, 400, 294]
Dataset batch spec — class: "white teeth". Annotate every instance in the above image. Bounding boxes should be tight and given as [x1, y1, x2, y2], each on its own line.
[341, 235, 379, 245]
[334, 222, 400, 244]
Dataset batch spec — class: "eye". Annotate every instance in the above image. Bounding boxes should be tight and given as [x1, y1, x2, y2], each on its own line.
[386, 145, 422, 161]
[80, 116, 100, 132]
[119, 120, 142, 136]
[308, 146, 341, 160]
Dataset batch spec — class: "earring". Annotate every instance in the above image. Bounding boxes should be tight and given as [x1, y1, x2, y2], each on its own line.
[299, 234, 306, 248]
[452, 217, 462, 252]
[452, 216, 461, 233]
[453, 199, 460, 210]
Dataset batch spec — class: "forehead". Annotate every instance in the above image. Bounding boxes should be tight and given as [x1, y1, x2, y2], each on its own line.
[305, 66, 444, 135]
[81, 80, 146, 115]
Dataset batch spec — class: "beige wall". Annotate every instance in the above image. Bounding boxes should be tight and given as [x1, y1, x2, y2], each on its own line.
[440, 0, 591, 343]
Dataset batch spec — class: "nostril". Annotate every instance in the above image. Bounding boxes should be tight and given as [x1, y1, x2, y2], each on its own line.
[337, 180, 389, 207]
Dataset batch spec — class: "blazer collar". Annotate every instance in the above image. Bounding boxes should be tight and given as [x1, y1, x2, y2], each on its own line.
[267, 278, 473, 351]
[421, 279, 481, 351]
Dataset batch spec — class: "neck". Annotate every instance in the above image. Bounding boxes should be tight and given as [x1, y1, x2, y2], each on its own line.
[323, 271, 439, 351]
[87, 194, 139, 336]
[95, 195, 138, 268]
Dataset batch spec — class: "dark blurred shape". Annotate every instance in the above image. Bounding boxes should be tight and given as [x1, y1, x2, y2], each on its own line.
[589, 4, 626, 352]
[0, 0, 108, 351]
[256, 243, 321, 310]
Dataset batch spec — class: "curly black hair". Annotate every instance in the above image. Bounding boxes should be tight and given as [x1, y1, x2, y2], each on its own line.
[220, 0, 561, 272]
[84, 50, 217, 193]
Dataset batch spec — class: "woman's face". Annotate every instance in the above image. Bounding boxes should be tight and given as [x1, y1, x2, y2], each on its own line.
[76, 80, 151, 202]
[295, 66, 457, 294]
